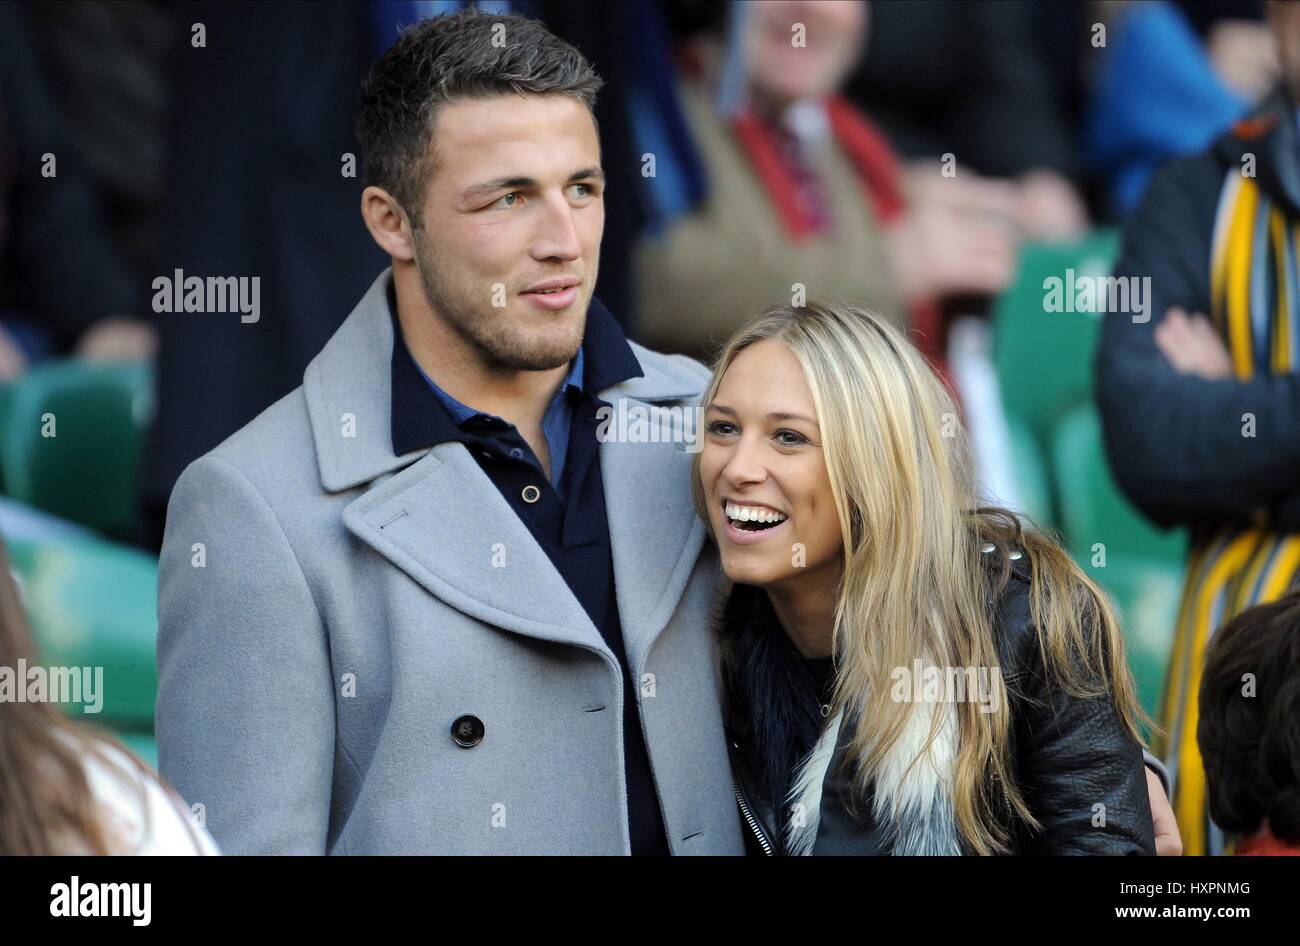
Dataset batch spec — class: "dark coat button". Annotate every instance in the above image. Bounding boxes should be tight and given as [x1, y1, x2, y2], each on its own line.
[451, 714, 485, 748]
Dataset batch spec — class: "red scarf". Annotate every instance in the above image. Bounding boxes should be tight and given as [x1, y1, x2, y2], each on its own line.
[731, 95, 904, 233]
[729, 95, 945, 371]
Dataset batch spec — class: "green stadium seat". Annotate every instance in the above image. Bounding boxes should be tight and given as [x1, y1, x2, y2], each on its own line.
[1049, 401, 1187, 720]
[1004, 416, 1054, 526]
[6, 532, 158, 728]
[993, 232, 1120, 452]
[0, 359, 153, 540]
[1050, 402, 1188, 564]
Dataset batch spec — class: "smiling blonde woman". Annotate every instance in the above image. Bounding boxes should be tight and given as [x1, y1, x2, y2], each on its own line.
[693, 299, 1157, 855]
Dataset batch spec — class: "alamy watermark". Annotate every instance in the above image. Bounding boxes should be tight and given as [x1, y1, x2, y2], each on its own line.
[595, 400, 704, 452]
[889, 660, 1004, 715]
[152, 268, 260, 323]
[0, 659, 103, 713]
[50, 876, 150, 926]
[1042, 269, 1151, 323]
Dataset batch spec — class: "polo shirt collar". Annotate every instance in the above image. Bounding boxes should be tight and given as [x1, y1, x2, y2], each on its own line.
[391, 293, 643, 456]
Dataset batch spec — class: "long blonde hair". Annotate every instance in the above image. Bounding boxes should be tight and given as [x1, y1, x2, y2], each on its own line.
[693, 299, 1151, 854]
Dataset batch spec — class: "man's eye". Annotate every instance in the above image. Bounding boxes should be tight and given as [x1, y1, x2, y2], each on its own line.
[493, 192, 523, 208]
[572, 182, 598, 198]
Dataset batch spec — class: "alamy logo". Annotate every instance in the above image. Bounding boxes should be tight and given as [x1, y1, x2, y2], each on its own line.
[889, 660, 1004, 714]
[50, 877, 150, 926]
[0, 659, 102, 713]
[152, 268, 260, 323]
[595, 400, 704, 453]
[1042, 268, 1151, 323]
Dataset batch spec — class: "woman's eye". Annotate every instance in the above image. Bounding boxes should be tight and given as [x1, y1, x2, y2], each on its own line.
[707, 420, 736, 437]
[776, 429, 807, 446]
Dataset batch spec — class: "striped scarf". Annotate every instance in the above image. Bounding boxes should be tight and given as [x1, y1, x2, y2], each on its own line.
[1160, 169, 1300, 856]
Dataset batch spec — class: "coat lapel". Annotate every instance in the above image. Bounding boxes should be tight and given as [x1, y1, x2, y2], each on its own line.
[340, 445, 609, 654]
[599, 398, 708, 673]
[306, 268, 710, 659]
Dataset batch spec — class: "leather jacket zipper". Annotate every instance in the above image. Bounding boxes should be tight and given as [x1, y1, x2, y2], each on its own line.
[732, 772, 775, 856]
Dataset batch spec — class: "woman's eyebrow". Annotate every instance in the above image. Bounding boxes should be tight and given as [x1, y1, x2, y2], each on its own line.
[708, 404, 818, 425]
[768, 411, 818, 425]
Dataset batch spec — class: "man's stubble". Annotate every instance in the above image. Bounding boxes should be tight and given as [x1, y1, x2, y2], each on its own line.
[411, 227, 588, 373]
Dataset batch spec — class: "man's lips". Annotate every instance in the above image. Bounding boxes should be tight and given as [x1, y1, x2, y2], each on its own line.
[522, 276, 579, 293]
[521, 285, 578, 310]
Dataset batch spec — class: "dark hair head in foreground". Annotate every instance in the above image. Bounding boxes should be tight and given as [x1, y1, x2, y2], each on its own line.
[1199, 589, 1300, 844]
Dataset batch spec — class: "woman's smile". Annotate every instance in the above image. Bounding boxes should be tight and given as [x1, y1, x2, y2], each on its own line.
[720, 497, 792, 545]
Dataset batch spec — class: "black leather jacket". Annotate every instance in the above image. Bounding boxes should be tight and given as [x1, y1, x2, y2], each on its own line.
[725, 547, 1157, 855]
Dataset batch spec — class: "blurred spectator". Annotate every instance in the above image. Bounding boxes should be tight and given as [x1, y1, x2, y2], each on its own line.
[23, 1, 174, 295]
[844, 0, 1090, 242]
[1095, 0, 1300, 858]
[1198, 590, 1300, 856]
[634, 0, 1018, 363]
[141, 0, 387, 550]
[0, 534, 218, 854]
[0, 2, 156, 382]
[1086, 1, 1274, 216]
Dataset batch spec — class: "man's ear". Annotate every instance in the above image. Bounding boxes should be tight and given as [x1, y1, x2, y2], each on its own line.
[361, 186, 416, 262]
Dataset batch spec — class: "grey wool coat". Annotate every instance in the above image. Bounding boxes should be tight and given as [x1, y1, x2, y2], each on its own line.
[156, 269, 746, 855]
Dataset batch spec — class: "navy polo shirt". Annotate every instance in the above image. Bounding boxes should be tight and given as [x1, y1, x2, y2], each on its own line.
[411, 347, 585, 499]
[389, 294, 671, 856]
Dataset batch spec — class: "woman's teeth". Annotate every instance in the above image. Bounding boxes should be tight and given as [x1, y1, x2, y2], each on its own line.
[724, 501, 788, 531]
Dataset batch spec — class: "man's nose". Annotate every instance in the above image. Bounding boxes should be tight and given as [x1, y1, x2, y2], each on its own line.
[533, 193, 582, 260]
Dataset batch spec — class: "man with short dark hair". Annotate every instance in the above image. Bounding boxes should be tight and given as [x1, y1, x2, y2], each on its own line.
[156, 10, 743, 855]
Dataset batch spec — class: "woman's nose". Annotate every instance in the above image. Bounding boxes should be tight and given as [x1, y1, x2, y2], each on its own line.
[722, 437, 768, 487]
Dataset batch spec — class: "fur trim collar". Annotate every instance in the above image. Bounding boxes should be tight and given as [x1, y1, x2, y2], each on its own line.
[721, 583, 963, 855]
[783, 697, 962, 856]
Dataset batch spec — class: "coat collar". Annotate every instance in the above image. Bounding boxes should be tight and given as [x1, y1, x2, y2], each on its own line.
[304, 268, 702, 492]
[303, 267, 709, 667]
[387, 276, 643, 457]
